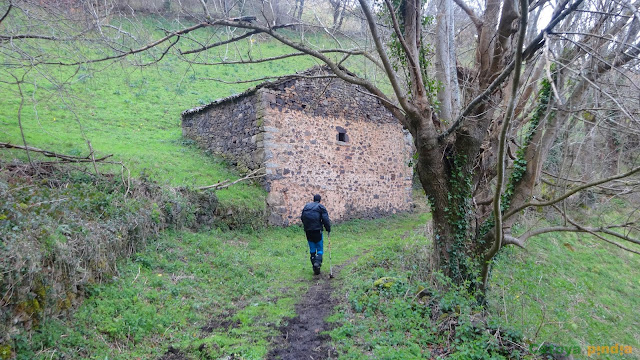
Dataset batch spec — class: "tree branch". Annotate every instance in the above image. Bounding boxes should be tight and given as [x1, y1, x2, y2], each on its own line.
[440, 0, 584, 141]
[0, 142, 113, 163]
[178, 16, 411, 127]
[521, 0, 585, 60]
[382, 0, 421, 82]
[0, 3, 12, 25]
[551, 204, 640, 251]
[179, 29, 261, 55]
[181, 49, 382, 69]
[196, 168, 265, 190]
[438, 59, 516, 141]
[198, 0, 211, 19]
[452, 0, 483, 32]
[357, 0, 420, 121]
[42, 22, 209, 66]
[0, 34, 64, 42]
[508, 226, 640, 255]
[503, 235, 526, 248]
[482, 0, 530, 290]
[201, 73, 339, 84]
[503, 165, 640, 221]
[354, 87, 405, 115]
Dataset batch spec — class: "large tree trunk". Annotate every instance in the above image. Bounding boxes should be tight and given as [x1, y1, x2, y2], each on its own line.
[412, 114, 488, 283]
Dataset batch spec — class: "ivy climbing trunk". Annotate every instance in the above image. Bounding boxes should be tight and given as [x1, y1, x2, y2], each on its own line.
[413, 122, 485, 284]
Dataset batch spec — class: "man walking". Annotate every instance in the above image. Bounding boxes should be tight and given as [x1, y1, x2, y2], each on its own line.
[300, 194, 331, 275]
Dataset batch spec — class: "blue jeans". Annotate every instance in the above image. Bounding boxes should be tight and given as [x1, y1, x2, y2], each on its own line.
[308, 234, 324, 256]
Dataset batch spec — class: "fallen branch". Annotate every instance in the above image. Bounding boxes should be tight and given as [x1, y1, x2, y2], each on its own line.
[26, 198, 69, 209]
[196, 168, 265, 190]
[0, 142, 113, 163]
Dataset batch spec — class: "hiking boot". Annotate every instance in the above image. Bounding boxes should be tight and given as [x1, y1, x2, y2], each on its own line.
[313, 254, 323, 269]
[310, 254, 320, 275]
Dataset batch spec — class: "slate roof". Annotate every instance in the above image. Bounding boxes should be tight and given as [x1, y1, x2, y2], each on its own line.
[181, 65, 355, 116]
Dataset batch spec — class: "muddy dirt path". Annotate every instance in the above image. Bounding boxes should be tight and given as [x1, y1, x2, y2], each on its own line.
[159, 256, 360, 360]
[267, 256, 361, 360]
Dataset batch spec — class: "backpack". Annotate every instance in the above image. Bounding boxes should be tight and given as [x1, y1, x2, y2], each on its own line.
[301, 204, 320, 225]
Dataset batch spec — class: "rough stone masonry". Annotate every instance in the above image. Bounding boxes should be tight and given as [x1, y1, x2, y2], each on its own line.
[182, 67, 413, 226]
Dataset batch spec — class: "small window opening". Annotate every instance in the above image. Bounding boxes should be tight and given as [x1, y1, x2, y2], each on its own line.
[338, 132, 347, 142]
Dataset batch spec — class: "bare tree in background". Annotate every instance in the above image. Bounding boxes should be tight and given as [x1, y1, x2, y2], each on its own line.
[294, 0, 306, 22]
[328, 0, 350, 30]
[1, 0, 639, 293]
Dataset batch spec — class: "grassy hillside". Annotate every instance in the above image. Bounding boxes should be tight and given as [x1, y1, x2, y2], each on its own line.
[329, 220, 640, 359]
[489, 230, 640, 355]
[0, 19, 353, 209]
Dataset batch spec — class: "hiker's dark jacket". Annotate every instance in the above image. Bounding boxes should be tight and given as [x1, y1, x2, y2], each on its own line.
[300, 202, 331, 233]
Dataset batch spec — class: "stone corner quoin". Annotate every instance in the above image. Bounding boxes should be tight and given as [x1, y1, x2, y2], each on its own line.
[181, 67, 414, 226]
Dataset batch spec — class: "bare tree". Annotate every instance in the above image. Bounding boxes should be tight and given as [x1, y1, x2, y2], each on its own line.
[294, 0, 305, 22]
[328, 0, 350, 30]
[2, 0, 639, 294]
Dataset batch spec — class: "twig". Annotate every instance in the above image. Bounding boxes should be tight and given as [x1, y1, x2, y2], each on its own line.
[87, 140, 98, 175]
[533, 299, 547, 340]
[27, 198, 68, 208]
[198, 0, 211, 19]
[179, 29, 261, 55]
[551, 204, 640, 253]
[10, 73, 33, 168]
[0, 3, 12, 25]
[120, 162, 131, 198]
[196, 168, 264, 190]
[199, 179, 231, 189]
[503, 165, 640, 220]
[43, 22, 209, 66]
[0, 142, 113, 163]
[131, 266, 141, 285]
[482, 0, 530, 291]
[201, 73, 339, 85]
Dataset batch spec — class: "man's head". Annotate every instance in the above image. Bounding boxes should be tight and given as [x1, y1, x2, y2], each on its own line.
[313, 194, 322, 202]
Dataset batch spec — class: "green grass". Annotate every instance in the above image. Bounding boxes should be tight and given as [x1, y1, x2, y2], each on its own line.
[0, 16, 393, 210]
[16, 213, 430, 359]
[326, 213, 640, 359]
[489, 230, 640, 359]
[327, 229, 440, 360]
[327, 220, 528, 360]
[0, 18, 365, 210]
[9, 203, 640, 359]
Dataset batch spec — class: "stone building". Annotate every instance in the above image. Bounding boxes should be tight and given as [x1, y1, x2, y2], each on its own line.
[182, 67, 413, 226]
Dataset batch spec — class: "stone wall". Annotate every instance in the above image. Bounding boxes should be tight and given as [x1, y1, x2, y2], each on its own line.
[182, 93, 263, 170]
[182, 69, 414, 226]
[260, 76, 413, 226]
